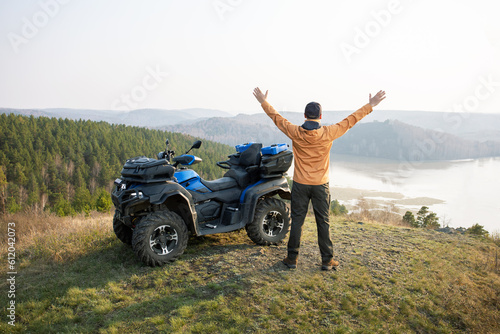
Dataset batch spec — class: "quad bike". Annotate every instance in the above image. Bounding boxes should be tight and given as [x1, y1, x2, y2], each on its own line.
[111, 139, 293, 266]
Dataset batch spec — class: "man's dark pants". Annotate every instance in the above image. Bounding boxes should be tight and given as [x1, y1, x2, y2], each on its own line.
[287, 181, 333, 262]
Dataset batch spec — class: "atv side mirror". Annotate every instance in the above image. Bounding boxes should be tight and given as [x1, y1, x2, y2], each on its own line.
[183, 140, 202, 155]
[192, 140, 202, 149]
[165, 139, 169, 147]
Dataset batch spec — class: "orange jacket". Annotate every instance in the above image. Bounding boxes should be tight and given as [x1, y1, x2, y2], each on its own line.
[260, 100, 373, 185]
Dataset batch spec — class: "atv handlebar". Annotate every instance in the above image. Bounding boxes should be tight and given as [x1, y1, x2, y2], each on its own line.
[216, 161, 231, 169]
[159, 139, 202, 162]
[158, 150, 175, 161]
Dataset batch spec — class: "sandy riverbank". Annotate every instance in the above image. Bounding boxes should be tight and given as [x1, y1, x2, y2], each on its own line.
[331, 186, 445, 211]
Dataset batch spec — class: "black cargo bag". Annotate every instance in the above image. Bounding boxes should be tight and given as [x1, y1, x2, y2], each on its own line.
[121, 156, 175, 183]
[260, 150, 293, 177]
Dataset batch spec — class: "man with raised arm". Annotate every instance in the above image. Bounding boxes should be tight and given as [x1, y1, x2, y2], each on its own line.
[253, 87, 386, 270]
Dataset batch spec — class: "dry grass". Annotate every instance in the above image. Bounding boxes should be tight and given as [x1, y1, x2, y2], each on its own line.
[0, 211, 499, 333]
[0, 211, 111, 264]
[347, 197, 404, 227]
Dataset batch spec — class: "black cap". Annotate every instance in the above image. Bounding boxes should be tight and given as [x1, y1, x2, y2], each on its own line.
[305, 102, 322, 119]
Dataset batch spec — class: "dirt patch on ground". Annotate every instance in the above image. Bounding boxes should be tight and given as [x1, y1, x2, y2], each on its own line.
[180, 216, 462, 278]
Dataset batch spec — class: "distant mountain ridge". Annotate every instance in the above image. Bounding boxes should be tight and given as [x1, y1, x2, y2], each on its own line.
[3, 106, 500, 161]
[0, 107, 232, 127]
[202, 110, 500, 142]
[161, 113, 500, 161]
[332, 120, 500, 161]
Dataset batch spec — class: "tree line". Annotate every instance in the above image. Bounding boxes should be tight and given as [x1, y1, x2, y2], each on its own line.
[332, 120, 500, 160]
[167, 117, 500, 161]
[0, 113, 234, 215]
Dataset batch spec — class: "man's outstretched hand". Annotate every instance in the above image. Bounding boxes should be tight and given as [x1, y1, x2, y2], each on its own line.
[253, 87, 268, 104]
[254, 87, 385, 107]
[369, 90, 386, 107]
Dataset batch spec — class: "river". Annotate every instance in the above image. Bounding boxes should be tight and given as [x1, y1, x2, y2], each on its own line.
[328, 155, 500, 233]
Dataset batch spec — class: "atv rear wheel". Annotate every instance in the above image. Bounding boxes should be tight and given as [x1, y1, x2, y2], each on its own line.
[246, 198, 290, 246]
[132, 210, 188, 266]
[113, 210, 133, 245]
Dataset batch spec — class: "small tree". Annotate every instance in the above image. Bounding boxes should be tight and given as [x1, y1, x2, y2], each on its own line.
[402, 211, 417, 227]
[95, 188, 112, 213]
[466, 223, 489, 237]
[416, 206, 429, 227]
[422, 212, 440, 229]
[330, 199, 348, 216]
[72, 186, 92, 213]
[53, 198, 75, 217]
[415, 206, 440, 229]
[405, 206, 440, 229]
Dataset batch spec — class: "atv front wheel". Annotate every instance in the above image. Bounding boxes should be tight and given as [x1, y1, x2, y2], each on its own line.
[113, 210, 133, 245]
[246, 198, 290, 246]
[132, 210, 188, 266]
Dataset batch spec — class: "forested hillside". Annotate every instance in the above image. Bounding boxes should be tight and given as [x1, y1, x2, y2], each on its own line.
[0, 113, 233, 215]
[332, 120, 500, 160]
[165, 117, 500, 161]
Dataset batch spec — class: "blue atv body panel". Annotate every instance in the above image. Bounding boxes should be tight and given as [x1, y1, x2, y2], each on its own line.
[175, 170, 211, 193]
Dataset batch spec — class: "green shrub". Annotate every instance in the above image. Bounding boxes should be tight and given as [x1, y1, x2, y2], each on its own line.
[95, 188, 112, 213]
[53, 198, 76, 217]
[466, 223, 489, 237]
[403, 206, 440, 229]
[403, 211, 417, 227]
[330, 199, 348, 216]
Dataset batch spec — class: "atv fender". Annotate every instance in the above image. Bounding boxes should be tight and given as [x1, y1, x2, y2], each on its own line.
[239, 177, 291, 226]
[150, 182, 199, 235]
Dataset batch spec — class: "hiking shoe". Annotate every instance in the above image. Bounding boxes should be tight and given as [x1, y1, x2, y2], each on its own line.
[321, 259, 339, 271]
[282, 257, 297, 269]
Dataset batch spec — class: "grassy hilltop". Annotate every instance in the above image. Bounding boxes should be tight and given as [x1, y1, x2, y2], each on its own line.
[1, 212, 499, 333]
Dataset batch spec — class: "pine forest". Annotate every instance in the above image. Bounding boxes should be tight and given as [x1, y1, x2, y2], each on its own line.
[0, 113, 233, 216]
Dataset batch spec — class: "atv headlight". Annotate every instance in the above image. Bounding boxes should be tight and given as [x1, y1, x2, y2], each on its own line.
[130, 191, 144, 199]
[115, 178, 126, 190]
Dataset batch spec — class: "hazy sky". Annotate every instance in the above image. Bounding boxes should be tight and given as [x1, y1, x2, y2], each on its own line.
[1, 0, 499, 114]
